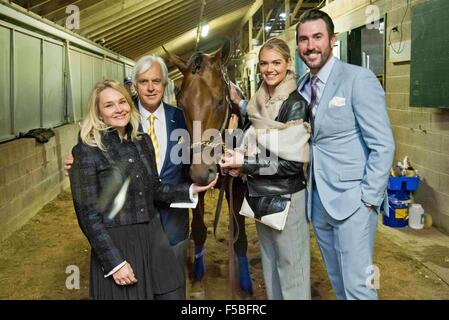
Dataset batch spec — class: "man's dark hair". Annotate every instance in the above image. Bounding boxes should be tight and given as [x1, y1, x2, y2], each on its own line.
[296, 9, 335, 43]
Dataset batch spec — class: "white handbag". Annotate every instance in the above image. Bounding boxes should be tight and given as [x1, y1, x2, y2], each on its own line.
[239, 195, 291, 231]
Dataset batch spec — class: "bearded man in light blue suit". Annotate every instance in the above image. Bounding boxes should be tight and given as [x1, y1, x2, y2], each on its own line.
[296, 9, 395, 300]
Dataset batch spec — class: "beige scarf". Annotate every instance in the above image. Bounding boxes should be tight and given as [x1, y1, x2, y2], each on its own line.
[243, 70, 311, 163]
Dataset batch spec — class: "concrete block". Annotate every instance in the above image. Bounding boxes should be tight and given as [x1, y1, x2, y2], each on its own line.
[442, 135, 449, 156]
[387, 93, 409, 109]
[436, 154, 449, 174]
[388, 109, 412, 126]
[434, 191, 449, 217]
[419, 167, 440, 191]
[424, 132, 442, 153]
[388, 3, 411, 25]
[0, 167, 6, 187]
[387, 62, 410, 78]
[394, 142, 408, 161]
[406, 128, 425, 147]
[4, 163, 20, 182]
[439, 211, 449, 235]
[411, 111, 432, 130]
[387, 75, 410, 94]
[439, 173, 449, 196]
[0, 201, 11, 226]
[426, 152, 449, 185]
[392, 125, 408, 144]
[431, 111, 449, 133]
[0, 185, 6, 207]
[412, 146, 429, 168]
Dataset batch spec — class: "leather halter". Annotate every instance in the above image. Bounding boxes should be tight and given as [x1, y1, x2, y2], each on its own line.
[189, 66, 232, 155]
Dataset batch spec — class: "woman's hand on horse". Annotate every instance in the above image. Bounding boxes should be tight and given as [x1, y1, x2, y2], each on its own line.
[192, 174, 219, 194]
[220, 149, 244, 169]
[113, 262, 138, 286]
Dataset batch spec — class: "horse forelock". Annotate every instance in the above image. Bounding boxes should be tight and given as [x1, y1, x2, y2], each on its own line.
[190, 52, 205, 75]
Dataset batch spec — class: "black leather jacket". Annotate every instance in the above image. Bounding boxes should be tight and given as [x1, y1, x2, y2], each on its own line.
[242, 90, 309, 197]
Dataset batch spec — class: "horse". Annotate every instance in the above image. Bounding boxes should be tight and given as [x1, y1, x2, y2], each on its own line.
[164, 44, 253, 299]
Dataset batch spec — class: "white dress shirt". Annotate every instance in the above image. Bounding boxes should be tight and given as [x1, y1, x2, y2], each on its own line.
[138, 101, 167, 173]
[299, 55, 336, 106]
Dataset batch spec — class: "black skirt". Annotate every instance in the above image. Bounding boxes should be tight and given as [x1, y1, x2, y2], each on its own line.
[89, 216, 184, 300]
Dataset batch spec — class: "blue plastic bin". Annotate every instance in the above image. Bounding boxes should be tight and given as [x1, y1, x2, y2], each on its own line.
[388, 176, 419, 191]
[382, 191, 409, 228]
[382, 176, 420, 228]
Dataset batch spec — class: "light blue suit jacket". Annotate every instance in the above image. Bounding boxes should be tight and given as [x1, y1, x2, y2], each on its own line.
[298, 59, 395, 221]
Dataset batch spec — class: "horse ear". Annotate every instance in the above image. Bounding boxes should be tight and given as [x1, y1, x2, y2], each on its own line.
[213, 38, 231, 67]
[162, 46, 188, 74]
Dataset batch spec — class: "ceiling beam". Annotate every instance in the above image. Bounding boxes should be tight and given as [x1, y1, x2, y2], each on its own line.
[32, 0, 79, 17]
[106, 5, 201, 50]
[128, 8, 246, 60]
[94, 0, 196, 44]
[80, 0, 152, 33]
[238, 0, 263, 29]
[255, 8, 272, 41]
[291, 0, 304, 21]
[58, 0, 122, 24]
[44, 0, 106, 22]
[28, 0, 50, 10]
[111, 1, 246, 54]
[285, 0, 290, 28]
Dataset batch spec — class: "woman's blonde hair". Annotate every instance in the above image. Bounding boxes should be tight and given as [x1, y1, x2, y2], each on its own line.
[80, 79, 141, 151]
[259, 37, 292, 62]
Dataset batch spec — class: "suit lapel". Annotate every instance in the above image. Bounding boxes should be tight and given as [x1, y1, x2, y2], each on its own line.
[160, 103, 174, 174]
[313, 59, 343, 139]
[297, 73, 310, 96]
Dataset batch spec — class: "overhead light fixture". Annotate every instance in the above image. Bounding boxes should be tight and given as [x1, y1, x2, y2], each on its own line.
[279, 12, 287, 20]
[201, 23, 209, 38]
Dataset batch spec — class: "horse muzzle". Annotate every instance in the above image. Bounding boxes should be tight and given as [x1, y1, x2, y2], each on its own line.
[189, 163, 217, 186]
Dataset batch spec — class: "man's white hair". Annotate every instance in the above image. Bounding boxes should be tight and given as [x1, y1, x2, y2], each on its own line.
[133, 55, 169, 86]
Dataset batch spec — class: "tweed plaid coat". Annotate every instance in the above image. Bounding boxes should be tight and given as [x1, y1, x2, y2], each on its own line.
[69, 128, 191, 274]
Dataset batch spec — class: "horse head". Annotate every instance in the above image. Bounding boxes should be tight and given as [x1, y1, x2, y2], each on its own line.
[164, 42, 232, 185]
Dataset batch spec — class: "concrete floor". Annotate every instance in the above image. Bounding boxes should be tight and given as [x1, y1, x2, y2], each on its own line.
[0, 190, 449, 300]
[378, 219, 449, 288]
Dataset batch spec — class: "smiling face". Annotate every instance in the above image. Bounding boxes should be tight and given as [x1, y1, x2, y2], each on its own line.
[136, 62, 165, 112]
[98, 88, 131, 134]
[297, 18, 336, 74]
[259, 48, 290, 95]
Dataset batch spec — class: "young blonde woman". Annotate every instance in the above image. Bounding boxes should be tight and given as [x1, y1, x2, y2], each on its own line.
[69, 80, 216, 300]
[221, 38, 311, 299]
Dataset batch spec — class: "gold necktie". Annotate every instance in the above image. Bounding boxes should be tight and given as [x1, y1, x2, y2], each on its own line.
[147, 114, 160, 170]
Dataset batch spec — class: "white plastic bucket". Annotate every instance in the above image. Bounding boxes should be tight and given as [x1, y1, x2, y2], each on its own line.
[408, 204, 424, 230]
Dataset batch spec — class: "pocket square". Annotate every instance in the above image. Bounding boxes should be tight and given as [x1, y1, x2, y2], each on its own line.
[329, 96, 346, 108]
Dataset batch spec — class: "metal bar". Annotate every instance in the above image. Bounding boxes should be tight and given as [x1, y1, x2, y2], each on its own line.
[40, 38, 43, 127]
[195, 0, 207, 51]
[10, 28, 15, 135]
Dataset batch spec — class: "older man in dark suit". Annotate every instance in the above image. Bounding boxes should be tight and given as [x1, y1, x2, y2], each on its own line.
[132, 55, 191, 297]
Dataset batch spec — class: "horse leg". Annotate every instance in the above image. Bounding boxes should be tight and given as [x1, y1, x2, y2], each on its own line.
[226, 181, 253, 296]
[190, 192, 207, 282]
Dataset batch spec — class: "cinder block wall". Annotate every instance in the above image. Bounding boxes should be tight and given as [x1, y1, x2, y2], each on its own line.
[0, 124, 79, 242]
[325, 0, 449, 233]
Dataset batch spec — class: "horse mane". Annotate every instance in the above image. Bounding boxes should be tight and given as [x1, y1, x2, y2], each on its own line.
[190, 51, 204, 75]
